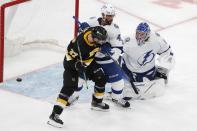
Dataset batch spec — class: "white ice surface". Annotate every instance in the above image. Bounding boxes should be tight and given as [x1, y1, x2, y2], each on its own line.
[1, 0, 197, 131]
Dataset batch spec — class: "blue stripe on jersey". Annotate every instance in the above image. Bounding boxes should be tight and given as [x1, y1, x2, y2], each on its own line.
[133, 67, 156, 82]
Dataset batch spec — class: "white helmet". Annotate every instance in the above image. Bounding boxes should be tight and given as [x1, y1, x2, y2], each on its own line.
[101, 4, 115, 16]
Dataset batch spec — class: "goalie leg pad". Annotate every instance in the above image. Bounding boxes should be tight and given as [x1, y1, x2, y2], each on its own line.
[123, 78, 166, 100]
[136, 78, 166, 99]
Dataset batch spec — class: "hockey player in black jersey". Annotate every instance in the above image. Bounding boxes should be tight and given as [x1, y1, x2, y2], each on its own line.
[47, 26, 108, 128]
[69, 4, 131, 108]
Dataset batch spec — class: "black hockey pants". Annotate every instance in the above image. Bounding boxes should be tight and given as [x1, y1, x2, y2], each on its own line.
[58, 56, 107, 103]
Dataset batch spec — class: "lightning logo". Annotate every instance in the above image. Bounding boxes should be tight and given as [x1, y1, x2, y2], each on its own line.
[137, 50, 155, 66]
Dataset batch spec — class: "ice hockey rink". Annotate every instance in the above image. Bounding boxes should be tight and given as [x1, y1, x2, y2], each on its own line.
[0, 0, 197, 131]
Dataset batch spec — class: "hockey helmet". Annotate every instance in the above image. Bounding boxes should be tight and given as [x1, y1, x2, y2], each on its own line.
[101, 4, 116, 16]
[136, 22, 151, 44]
[91, 26, 107, 43]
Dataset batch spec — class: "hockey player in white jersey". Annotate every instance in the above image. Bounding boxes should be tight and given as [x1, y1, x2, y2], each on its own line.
[69, 4, 130, 108]
[122, 22, 175, 100]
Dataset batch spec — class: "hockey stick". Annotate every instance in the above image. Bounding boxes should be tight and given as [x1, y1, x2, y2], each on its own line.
[76, 40, 89, 89]
[105, 53, 139, 94]
[73, 16, 82, 26]
[73, 16, 90, 32]
[73, 16, 89, 89]
[73, 16, 83, 32]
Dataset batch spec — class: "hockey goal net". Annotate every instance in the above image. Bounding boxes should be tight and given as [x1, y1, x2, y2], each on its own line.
[0, 0, 79, 82]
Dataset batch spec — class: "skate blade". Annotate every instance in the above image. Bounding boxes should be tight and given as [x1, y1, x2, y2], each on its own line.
[47, 120, 63, 128]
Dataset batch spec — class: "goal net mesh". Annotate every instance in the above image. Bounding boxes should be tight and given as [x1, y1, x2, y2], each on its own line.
[3, 0, 77, 56]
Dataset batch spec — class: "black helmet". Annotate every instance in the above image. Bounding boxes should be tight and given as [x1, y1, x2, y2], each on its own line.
[91, 26, 107, 41]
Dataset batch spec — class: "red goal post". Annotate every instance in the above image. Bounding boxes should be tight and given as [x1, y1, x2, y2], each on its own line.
[0, 0, 79, 82]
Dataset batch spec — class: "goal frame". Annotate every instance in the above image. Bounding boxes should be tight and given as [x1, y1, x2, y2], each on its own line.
[0, 0, 79, 82]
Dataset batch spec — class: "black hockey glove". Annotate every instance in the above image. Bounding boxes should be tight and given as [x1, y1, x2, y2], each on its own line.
[75, 60, 86, 72]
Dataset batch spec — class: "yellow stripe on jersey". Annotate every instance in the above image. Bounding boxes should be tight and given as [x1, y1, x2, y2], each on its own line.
[81, 47, 99, 64]
[82, 58, 93, 64]
[89, 48, 99, 57]
[84, 31, 96, 46]
[65, 51, 74, 60]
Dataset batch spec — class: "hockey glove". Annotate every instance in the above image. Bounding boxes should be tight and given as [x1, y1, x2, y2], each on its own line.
[100, 42, 112, 55]
[75, 61, 87, 72]
[78, 22, 90, 32]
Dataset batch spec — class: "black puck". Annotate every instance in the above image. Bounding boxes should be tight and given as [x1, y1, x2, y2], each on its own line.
[16, 78, 22, 82]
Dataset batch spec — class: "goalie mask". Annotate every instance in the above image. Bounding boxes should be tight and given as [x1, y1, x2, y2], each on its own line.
[136, 22, 151, 46]
[101, 4, 115, 25]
